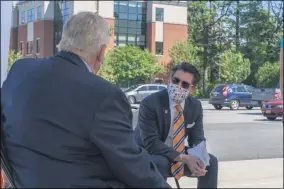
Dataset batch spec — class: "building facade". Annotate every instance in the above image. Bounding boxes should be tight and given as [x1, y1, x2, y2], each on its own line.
[10, 1, 188, 70]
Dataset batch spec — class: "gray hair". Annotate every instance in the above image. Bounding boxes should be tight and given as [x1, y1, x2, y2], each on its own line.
[57, 11, 110, 60]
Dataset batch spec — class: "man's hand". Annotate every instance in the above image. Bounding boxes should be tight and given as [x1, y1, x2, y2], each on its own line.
[183, 155, 207, 177]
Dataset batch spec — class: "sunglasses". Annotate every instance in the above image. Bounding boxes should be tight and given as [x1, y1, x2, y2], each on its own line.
[172, 77, 194, 89]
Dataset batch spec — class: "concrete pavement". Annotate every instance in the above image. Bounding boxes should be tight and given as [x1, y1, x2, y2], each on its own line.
[167, 158, 283, 188]
[204, 122, 283, 161]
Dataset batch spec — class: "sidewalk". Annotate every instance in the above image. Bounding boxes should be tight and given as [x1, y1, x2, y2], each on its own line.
[167, 158, 283, 188]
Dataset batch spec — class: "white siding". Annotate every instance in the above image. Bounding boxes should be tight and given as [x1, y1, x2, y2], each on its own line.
[147, 2, 187, 25]
[73, 1, 97, 14]
[27, 22, 34, 42]
[98, 1, 114, 19]
[155, 22, 163, 42]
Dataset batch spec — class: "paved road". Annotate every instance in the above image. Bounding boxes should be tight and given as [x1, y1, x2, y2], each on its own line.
[131, 101, 283, 161]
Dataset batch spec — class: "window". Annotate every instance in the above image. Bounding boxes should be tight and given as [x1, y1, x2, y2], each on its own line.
[26, 42, 29, 54]
[236, 86, 246, 92]
[20, 42, 24, 54]
[27, 8, 35, 22]
[158, 86, 167, 90]
[156, 42, 163, 55]
[36, 39, 40, 53]
[156, 8, 164, 22]
[149, 86, 158, 91]
[246, 86, 254, 93]
[230, 88, 237, 93]
[62, 1, 70, 24]
[37, 6, 42, 20]
[29, 41, 33, 54]
[26, 41, 33, 54]
[114, 1, 146, 48]
[21, 11, 25, 23]
[137, 86, 148, 91]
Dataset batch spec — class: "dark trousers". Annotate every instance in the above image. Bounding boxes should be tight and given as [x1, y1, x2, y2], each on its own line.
[150, 153, 218, 188]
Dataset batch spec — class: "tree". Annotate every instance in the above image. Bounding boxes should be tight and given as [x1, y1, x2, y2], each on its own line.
[103, 46, 163, 85]
[255, 61, 280, 88]
[97, 55, 116, 84]
[237, 1, 283, 85]
[218, 50, 250, 83]
[187, 1, 234, 95]
[8, 50, 22, 72]
[168, 39, 201, 70]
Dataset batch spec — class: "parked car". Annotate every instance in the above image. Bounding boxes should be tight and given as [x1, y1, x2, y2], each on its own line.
[251, 82, 280, 108]
[262, 98, 283, 121]
[209, 84, 255, 110]
[124, 84, 167, 104]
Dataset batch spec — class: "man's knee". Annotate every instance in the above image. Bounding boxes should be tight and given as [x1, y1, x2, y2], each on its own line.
[150, 155, 170, 177]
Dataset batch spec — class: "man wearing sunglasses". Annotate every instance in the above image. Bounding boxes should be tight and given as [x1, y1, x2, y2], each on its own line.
[134, 62, 218, 188]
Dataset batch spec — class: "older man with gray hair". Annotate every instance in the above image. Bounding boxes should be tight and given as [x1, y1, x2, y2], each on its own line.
[1, 11, 170, 188]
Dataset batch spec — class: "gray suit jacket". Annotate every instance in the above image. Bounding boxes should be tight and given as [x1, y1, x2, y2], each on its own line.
[1, 51, 170, 188]
[134, 89, 205, 162]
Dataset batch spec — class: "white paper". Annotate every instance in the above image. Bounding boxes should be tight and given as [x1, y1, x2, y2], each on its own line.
[187, 141, 210, 166]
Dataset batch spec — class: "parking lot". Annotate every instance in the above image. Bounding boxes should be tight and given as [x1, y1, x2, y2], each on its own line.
[132, 100, 283, 162]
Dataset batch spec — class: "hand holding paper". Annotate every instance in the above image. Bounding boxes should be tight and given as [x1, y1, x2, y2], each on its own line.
[187, 141, 210, 167]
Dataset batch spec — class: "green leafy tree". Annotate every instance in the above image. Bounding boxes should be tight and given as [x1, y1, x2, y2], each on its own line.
[255, 61, 280, 88]
[8, 50, 22, 72]
[97, 54, 116, 84]
[218, 50, 250, 83]
[187, 1, 234, 95]
[169, 39, 201, 70]
[104, 46, 163, 85]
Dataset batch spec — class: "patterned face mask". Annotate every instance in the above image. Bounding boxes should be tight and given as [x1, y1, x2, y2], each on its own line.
[167, 83, 190, 104]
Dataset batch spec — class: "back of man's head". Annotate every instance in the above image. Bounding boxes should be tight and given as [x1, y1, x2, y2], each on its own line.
[57, 11, 110, 65]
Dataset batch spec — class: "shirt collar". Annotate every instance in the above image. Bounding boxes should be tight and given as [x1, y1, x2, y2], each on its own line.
[80, 57, 92, 72]
[169, 96, 185, 110]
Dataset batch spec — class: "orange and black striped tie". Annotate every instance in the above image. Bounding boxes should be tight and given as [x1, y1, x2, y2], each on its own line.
[171, 104, 185, 180]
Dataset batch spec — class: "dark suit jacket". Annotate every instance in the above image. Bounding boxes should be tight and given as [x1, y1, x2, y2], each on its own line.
[134, 89, 205, 162]
[1, 51, 170, 188]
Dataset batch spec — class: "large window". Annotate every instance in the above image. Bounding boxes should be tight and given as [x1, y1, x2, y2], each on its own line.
[37, 6, 42, 20]
[61, 1, 69, 24]
[36, 38, 40, 53]
[26, 41, 33, 54]
[156, 8, 164, 22]
[114, 1, 147, 49]
[20, 42, 24, 54]
[156, 42, 163, 55]
[21, 11, 25, 24]
[27, 8, 35, 22]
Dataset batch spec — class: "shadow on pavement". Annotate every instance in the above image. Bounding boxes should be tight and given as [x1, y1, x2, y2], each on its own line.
[203, 108, 259, 111]
[238, 112, 262, 115]
[254, 119, 282, 122]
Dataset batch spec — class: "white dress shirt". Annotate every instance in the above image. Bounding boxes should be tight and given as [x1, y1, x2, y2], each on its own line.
[164, 98, 185, 147]
[80, 57, 92, 72]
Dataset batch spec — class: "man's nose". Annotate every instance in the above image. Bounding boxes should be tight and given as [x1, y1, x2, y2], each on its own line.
[177, 82, 183, 88]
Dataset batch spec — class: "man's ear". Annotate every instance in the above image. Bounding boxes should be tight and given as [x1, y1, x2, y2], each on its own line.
[97, 45, 107, 62]
[190, 86, 197, 93]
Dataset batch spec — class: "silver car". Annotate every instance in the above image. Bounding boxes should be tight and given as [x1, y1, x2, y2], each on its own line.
[124, 84, 167, 104]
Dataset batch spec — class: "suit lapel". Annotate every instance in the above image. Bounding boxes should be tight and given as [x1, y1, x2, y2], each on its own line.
[183, 97, 193, 128]
[160, 89, 171, 140]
